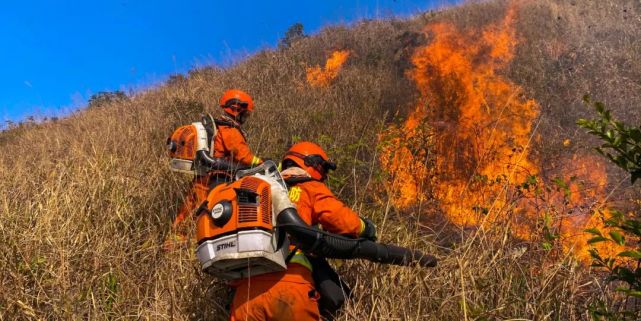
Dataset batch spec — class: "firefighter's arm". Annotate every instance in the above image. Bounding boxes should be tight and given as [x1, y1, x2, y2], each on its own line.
[311, 182, 374, 239]
[225, 128, 262, 166]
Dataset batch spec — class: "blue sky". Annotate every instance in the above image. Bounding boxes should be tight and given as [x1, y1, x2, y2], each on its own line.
[0, 0, 460, 124]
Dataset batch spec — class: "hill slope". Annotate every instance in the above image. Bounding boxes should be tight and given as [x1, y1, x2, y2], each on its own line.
[1, 0, 640, 320]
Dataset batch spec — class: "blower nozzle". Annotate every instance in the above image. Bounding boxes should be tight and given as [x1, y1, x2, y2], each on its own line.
[276, 208, 437, 268]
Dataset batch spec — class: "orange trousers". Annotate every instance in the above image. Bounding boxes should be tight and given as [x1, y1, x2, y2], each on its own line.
[230, 266, 320, 321]
[173, 174, 229, 229]
[172, 175, 210, 228]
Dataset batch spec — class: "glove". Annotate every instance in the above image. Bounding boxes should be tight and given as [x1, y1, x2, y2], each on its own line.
[360, 217, 377, 241]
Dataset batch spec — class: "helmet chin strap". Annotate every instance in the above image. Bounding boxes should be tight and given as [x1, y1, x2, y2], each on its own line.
[223, 111, 240, 121]
[313, 165, 328, 181]
[223, 104, 250, 123]
[237, 111, 249, 124]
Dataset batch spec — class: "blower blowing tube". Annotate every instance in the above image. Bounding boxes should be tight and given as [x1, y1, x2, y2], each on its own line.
[276, 208, 437, 268]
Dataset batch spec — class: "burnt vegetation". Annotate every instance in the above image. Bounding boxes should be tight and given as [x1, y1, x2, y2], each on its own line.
[1, 0, 640, 320]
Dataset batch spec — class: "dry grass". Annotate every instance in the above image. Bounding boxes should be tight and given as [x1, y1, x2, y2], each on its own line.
[1, 0, 640, 320]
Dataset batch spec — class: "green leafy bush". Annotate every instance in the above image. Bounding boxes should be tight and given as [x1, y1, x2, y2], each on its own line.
[577, 97, 641, 320]
[577, 96, 641, 183]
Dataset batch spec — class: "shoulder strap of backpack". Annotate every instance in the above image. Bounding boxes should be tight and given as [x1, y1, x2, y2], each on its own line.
[285, 176, 315, 186]
[201, 114, 217, 153]
[215, 116, 248, 141]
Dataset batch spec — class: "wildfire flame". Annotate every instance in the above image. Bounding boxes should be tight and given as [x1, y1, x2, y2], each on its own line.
[306, 50, 351, 87]
[378, 101, 432, 208]
[379, 6, 623, 261]
[516, 154, 624, 261]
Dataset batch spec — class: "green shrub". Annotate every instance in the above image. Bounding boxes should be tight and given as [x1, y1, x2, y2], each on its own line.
[578, 97, 641, 320]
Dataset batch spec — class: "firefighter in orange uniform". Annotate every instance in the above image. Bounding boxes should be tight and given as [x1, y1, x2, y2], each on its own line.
[230, 141, 376, 321]
[170, 89, 263, 235]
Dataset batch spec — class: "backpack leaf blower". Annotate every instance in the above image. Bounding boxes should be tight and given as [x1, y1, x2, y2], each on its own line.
[195, 161, 437, 280]
[167, 114, 246, 175]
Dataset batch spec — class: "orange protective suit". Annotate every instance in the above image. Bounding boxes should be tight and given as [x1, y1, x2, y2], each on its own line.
[212, 120, 262, 167]
[172, 117, 262, 229]
[171, 174, 213, 230]
[230, 265, 320, 321]
[230, 167, 363, 321]
[287, 179, 363, 237]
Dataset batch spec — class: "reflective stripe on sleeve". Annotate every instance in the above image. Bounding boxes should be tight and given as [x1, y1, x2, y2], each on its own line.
[250, 156, 262, 166]
[289, 250, 313, 271]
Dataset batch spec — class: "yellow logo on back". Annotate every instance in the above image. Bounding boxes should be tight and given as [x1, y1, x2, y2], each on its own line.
[288, 186, 302, 202]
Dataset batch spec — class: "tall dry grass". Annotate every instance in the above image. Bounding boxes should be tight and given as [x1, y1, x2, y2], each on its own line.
[1, 0, 640, 320]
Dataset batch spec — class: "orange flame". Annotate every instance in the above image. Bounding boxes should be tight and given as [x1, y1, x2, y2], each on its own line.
[306, 50, 351, 87]
[378, 108, 431, 207]
[515, 154, 624, 261]
[416, 7, 540, 227]
[379, 6, 623, 261]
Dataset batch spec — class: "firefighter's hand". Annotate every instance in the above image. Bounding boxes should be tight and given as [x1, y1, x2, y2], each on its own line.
[360, 217, 377, 241]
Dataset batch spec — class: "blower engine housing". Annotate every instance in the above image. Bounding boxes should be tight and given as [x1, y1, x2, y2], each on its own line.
[195, 161, 289, 279]
[167, 115, 216, 175]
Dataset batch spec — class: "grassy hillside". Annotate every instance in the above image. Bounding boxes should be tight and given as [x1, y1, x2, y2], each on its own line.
[1, 0, 640, 320]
